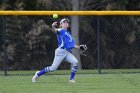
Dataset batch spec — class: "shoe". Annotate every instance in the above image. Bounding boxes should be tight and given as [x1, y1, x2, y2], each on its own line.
[32, 71, 40, 83]
[69, 79, 76, 83]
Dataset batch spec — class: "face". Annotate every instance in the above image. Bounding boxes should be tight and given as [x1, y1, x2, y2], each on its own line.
[60, 20, 69, 29]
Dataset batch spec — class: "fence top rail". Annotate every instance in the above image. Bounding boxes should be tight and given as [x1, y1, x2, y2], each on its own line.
[0, 11, 140, 16]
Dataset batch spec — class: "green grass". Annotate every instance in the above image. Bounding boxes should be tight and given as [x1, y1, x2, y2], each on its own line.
[0, 74, 140, 93]
[0, 69, 140, 76]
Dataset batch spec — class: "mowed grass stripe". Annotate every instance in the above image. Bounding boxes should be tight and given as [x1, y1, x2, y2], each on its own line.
[0, 74, 140, 93]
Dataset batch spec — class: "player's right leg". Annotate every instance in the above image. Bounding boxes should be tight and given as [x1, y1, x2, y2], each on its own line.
[32, 48, 67, 82]
[64, 52, 78, 83]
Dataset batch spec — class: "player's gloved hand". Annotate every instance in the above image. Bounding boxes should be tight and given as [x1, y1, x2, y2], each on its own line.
[79, 44, 88, 56]
[79, 44, 87, 52]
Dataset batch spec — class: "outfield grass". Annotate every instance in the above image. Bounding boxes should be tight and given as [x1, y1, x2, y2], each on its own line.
[0, 69, 140, 76]
[0, 74, 140, 93]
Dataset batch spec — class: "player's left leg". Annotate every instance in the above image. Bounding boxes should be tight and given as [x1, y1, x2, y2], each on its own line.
[64, 52, 78, 82]
[32, 48, 67, 82]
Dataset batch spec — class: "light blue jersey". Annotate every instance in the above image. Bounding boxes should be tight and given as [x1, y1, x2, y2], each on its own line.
[57, 28, 75, 50]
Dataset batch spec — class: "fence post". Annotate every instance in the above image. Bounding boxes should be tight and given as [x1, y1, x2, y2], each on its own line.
[71, 0, 81, 69]
[2, 16, 8, 76]
[97, 17, 101, 74]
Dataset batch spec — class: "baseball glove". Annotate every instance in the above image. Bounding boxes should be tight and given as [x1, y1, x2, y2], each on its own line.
[79, 44, 88, 56]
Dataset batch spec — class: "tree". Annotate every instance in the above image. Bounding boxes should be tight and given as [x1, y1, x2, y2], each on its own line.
[1, 0, 140, 70]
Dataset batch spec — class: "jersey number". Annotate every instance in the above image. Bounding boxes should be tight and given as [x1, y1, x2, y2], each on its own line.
[65, 32, 73, 42]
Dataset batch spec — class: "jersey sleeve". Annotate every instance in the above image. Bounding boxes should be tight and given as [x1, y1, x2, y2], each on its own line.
[57, 28, 65, 34]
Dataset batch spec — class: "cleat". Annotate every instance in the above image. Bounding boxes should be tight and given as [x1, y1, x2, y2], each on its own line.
[69, 79, 76, 83]
[32, 71, 40, 83]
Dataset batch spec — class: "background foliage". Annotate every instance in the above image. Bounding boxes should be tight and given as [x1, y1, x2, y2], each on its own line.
[0, 0, 140, 70]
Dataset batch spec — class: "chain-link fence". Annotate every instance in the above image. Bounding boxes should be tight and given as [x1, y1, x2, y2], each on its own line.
[100, 16, 140, 73]
[0, 16, 140, 76]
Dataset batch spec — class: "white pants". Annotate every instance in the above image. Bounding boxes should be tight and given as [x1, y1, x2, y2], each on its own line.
[47, 48, 78, 72]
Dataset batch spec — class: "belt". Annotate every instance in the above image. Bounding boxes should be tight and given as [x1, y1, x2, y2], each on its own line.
[61, 47, 71, 52]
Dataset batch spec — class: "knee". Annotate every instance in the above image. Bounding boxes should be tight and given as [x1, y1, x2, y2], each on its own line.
[72, 60, 78, 66]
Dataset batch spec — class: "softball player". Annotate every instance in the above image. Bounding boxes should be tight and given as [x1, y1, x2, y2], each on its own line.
[32, 18, 80, 83]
